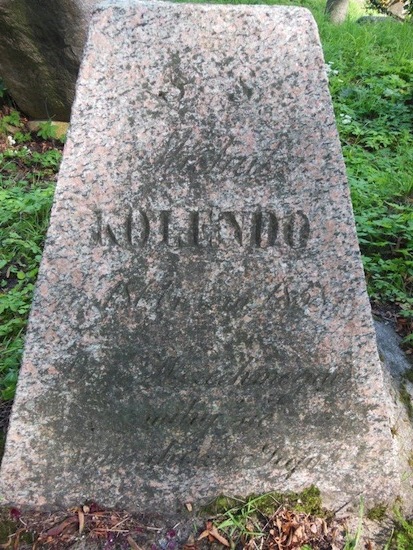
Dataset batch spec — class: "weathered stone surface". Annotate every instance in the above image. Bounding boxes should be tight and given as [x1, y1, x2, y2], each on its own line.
[0, 0, 99, 121]
[1, 0, 410, 514]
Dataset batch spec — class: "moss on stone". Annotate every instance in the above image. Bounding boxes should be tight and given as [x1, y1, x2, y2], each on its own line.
[201, 495, 241, 516]
[366, 503, 387, 521]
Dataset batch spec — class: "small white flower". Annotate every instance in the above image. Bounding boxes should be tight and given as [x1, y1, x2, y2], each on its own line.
[325, 62, 339, 76]
[340, 114, 352, 125]
[6, 135, 16, 146]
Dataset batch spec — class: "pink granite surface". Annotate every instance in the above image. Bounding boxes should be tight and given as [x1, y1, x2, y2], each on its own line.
[0, 0, 407, 514]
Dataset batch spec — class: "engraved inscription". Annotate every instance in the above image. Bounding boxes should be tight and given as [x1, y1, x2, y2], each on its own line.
[99, 277, 326, 320]
[91, 207, 310, 251]
[147, 435, 319, 472]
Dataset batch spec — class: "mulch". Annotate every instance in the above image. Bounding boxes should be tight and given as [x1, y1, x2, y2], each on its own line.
[0, 502, 350, 550]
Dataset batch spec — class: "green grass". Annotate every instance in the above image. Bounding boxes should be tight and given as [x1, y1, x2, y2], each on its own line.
[320, 15, 413, 320]
[0, 116, 60, 400]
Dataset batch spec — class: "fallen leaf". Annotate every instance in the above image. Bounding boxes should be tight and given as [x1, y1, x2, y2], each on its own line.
[185, 502, 193, 512]
[183, 534, 197, 550]
[78, 508, 85, 535]
[208, 525, 230, 547]
[45, 516, 78, 536]
[197, 530, 210, 541]
[246, 520, 255, 532]
[198, 522, 230, 547]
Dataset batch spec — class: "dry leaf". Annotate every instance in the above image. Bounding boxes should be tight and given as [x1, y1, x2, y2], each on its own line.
[198, 522, 230, 547]
[197, 530, 210, 541]
[209, 525, 230, 547]
[246, 520, 255, 532]
[322, 519, 328, 536]
[294, 525, 305, 539]
[78, 508, 85, 535]
[183, 534, 196, 550]
[45, 516, 78, 537]
[185, 502, 193, 512]
[127, 535, 142, 550]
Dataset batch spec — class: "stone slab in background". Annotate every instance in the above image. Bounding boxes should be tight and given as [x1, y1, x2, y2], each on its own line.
[1, 0, 411, 514]
[0, 0, 99, 121]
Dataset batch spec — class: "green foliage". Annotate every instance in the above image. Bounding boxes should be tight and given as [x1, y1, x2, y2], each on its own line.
[343, 499, 364, 550]
[37, 120, 57, 141]
[392, 508, 413, 549]
[204, 485, 325, 519]
[0, 147, 57, 400]
[202, 486, 325, 544]
[321, 19, 413, 319]
[0, 110, 22, 134]
[216, 494, 265, 541]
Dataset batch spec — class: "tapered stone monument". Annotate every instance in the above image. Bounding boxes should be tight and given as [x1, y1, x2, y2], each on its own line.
[1, 0, 409, 513]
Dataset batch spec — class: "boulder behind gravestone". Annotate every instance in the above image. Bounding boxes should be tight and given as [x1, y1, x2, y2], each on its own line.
[1, 0, 411, 513]
[0, 0, 99, 121]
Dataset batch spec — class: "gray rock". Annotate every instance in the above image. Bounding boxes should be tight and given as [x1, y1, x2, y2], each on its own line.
[0, 0, 99, 121]
[375, 319, 412, 379]
[357, 15, 401, 24]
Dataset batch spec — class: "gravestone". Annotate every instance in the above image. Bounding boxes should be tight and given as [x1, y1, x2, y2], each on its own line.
[1, 0, 409, 513]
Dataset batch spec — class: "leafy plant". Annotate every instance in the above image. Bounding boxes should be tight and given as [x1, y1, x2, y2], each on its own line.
[392, 508, 413, 549]
[216, 494, 265, 542]
[0, 110, 22, 134]
[36, 120, 57, 141]
[0, 144, 58, 400]
[323, 22, 413, 322]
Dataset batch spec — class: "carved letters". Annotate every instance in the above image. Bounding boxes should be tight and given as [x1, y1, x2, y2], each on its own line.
[92, 208, 310, 251]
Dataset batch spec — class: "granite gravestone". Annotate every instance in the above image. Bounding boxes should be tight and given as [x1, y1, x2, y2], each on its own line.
[0, 0, 405, 512]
